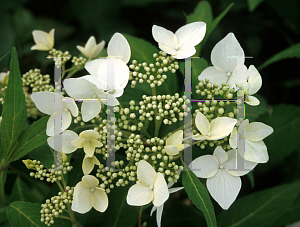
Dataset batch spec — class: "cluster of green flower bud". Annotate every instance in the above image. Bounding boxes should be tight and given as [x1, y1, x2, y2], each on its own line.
[129, 51, 179, 88]
[192, 136, 231, 150]
[195, 79, 236, 100]
[40, 187, 74, 226]
[71, 56, 87, 67]
[24, 158, 72, 183]
[48, 49, 71, 65]
[23, 87, 40, 118]
[139, 93, 189, 125]
[22, 69, 54, 92]
[96, 162, 128, 193]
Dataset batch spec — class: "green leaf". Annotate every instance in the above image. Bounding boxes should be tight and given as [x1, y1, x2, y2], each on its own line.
[9, 177, 37, 202]
[247, 0, 264, 12]
[27, 143, 54, 169]
[274, 196, 300, 226]
[217, 181, 300, 227]
[259, 104, 300, 163]
[7, 116, 49, 163]
[6, 201, 71, 227]
[259, 42, 300, 70]
[1, 47, 26, 161]
[0, 195, 8, 224]
[245, 94, 269, 122]
[182, 170, 217, 227]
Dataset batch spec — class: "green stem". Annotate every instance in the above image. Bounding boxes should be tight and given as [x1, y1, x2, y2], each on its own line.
[65, 67, 83, 79]
[138, 206, 143, 227]
[66, 203, 78, 227]
[56, 180, 65, 193]
[0, 170, 7, 206]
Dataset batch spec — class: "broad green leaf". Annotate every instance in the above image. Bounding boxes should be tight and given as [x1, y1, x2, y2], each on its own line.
[217, 181, 300, 227]
[27, 143, 54, 169]
[247, 0, 264, 12]
[9, 177, 37, 202]
[258, 104, 300, 163]
[1, 47, 26, 160]
[0, 194, 7, 224]
[7, 116, 49, 163]
[182, 170, 217, 227]
[245, 94, 268, 122]
[6, 201, 72, 227]
[259, 42, 300, 70]
[274, 196, 300, 226]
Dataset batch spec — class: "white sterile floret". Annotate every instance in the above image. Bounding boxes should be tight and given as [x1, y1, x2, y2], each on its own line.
[150, 179, 183, 227]
[31, 29, 55, 51]
[63, 78, 117, 122]
[193, 112, 237, 141]
[152, 21, 206, 59]
[31, 92, 78, 136]
[76, 36, 105, 59]
[164, 130, 187, 156]
[243, 65, 262, 106]
[189, 146, 257, 210]
[126, 160, 169, 207]
[82, 155, 100, 175]
[71, 175, 108, 213]
[71, 130, 103, 157]
[47, 130, 78, 153]
[198, 33, 244, 88]
[83, 33, 130, 104]
[229, 119, 273, 163]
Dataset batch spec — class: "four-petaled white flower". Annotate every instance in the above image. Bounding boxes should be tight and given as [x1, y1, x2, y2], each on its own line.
[198, 33, 244, 88]
[189, 146, 257, 210]
[229, 119, 273, 163]
[31, 92, 78, 136]
[152, 22, 206, 59]
[47, 130, 78, 153]
[150, 179, 183, 227]
[127, 160, 169, 207]
[164, 130, 187, 156]
[193, 112, 237, 141]
[71, 175, 108, 213]
[71, 130, 103, 157]
[31, 29, 55, 51]
[77, 36, 105, 59]
[83, 33, 130, 102]
[63, 78, 117, 122]
[82, 155, 100, 175]
[242, 65, 262, 106]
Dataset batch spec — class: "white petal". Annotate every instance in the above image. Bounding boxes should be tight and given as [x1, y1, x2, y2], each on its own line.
[126, 183, 153, 206]
[76, 45, 88, 58]
[91, 188, 108, 212]
[166, 130, 183, 146]
[245, 139, 269, 163]
[198, 66, 227, 88]
[192, 134, 208, 141]
[175, 22, 206, 48]
[168, 187, 184, 194]
[188, 155, 219, 178]
[245, 95, 260, 106]
[85, 59, 104, 76]
[210, 117, 237, 140]
[207, 170, 241, 210]
[31, 30, 54, 50]
[82, 156, 95, 175]
[195, 112, 210, 136]
[213, 146, 228, 164]
[107, 33, 131, 64]
[62, 98, 78, 117]
[211, 33, 244, 73]
[63, 78, 96, 99]
[85, 36, 97, 57]
[156, 205, 164, 227]
[137, 160, 156, 186]
[46, 111, 72, 136]
[246, 122, 273, 141]
[81, 75, 106, 90]
[92, 40, 105, 58]
[91, 155, 100, 165]
[173, 46, 196, 59]
[247, 65, 262, 95]
[81, 175, 99, 188]
[153, 173, 169, 207]
[165, 145, 179, 156]
[47, 130, 78, 153]
[71, 182, 92, 214]
[31, 92, 59, 115]
[84, 141, 95, 157]
[224, 149, 258, 176]
[150, 205, 157, 216]
[229, 127, 237, 149]
[61, 110, 72, 131]
[81, 100, 102, 122]
[71, 137, 86, 148]
[152, 25, 177, 55]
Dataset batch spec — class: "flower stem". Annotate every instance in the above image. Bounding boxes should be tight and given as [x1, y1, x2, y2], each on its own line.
[138, 206, 143, 227]
[0, 160, 7, 207]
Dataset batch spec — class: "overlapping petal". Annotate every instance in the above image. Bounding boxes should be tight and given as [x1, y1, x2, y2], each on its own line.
[90, 188, 108, 212]
[189, 155, 219, 178]
[153, 173, 169, 207]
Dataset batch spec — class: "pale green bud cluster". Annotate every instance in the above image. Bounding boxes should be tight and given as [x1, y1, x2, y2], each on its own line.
[71, 56, 87, 67]
[22, 69, 54, 92]
[40, 186, 74, 226]
[139, 93, 189, 124]
[129, 51, 178, 88]
[49, 49, 71, 65]
[27, 159, 72, 183]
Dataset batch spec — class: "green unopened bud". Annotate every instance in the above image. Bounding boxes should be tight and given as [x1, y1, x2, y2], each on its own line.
[23, 159, 36, 169]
